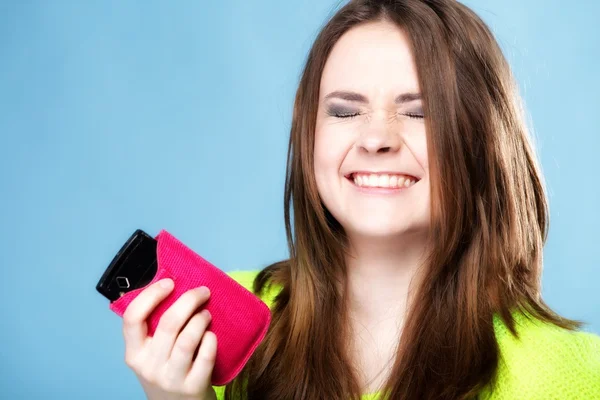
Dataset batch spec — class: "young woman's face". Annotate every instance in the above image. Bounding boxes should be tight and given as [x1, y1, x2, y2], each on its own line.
[314, 20, 430, 240]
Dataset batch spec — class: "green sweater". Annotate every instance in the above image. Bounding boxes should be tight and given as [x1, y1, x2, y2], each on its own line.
[214, 270, 600, 399]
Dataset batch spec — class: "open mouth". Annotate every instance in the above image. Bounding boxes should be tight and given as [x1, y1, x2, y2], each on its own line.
[345, 172, 420, 189]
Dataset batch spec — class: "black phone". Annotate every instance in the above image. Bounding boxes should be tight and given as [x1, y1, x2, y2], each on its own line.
[96, 229, 158, 302]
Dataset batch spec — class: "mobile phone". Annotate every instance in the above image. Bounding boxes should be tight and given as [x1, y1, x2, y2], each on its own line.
[96, 229, 158, 302]
[97, 228, 273, 385]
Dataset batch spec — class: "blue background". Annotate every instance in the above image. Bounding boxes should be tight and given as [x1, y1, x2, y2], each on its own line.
[0, 1, 597, 398]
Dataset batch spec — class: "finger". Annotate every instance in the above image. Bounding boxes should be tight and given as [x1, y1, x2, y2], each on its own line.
[149, 286, 211, 364]
[164, 310, 212, 384]
[122, 278, 174, 355]
[185, 330, 218, 391]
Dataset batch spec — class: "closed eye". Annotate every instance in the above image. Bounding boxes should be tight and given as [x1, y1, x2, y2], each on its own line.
[330, 111, 361, 119]
[325, 108, 423, 120]
[403, 112, 424, 120]
[325, 104, 361, 120]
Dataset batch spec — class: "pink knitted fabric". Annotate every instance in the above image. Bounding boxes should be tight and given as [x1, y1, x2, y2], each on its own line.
[109, 230, 271, 386]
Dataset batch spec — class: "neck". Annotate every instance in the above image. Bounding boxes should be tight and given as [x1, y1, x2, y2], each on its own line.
[345, 231, 428, 328]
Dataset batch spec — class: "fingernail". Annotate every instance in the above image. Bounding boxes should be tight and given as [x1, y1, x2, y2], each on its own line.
[199, 286, 210, 296]
[160, 279, 173, 288]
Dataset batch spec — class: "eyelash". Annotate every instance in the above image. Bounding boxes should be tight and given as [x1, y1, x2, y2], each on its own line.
[328, 111, 424, 120]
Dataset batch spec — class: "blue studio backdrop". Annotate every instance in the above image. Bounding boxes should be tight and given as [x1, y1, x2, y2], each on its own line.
[0, 1, 598, 399]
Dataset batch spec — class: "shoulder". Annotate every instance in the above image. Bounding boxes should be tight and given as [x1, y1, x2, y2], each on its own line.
[226, 269, 281, 309]
[481, 312, 600, 399]
[225, 269, 261, 290]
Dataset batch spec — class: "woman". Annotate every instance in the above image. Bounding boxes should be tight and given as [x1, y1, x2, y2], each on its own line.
[120, 1, 600, 399]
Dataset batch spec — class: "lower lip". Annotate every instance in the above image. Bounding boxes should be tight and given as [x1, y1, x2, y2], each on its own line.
[346, 177, 416, 194]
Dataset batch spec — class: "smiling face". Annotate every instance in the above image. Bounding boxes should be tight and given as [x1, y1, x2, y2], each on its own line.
[314, 20, 430, 240]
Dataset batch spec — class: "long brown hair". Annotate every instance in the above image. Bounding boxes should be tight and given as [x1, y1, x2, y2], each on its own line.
[224, 1, 583, 399]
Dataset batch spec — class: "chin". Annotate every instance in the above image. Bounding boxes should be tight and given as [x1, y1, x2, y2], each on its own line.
[344, 218, 423, 239]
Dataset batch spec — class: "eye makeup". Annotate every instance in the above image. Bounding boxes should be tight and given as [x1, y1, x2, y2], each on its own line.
[401, 106, 424, 119]
[325, 104, 424, 120]
[325, 104, 361, 119]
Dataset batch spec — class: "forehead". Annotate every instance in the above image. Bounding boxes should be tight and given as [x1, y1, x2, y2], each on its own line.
[320, 20, 420, 97]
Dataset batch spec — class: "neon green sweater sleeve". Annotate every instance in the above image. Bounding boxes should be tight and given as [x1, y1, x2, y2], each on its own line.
[215, 270, 600, 400]
[479, 312, 600, 399]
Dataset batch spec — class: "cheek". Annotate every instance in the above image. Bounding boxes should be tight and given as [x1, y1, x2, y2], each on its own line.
[313, 125, 353, 212]
[404, 129, 429, 171]
[415, 140, 429, 170]
[313, 125, 350, 178]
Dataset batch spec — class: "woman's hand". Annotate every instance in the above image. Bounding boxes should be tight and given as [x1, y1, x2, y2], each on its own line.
[122, 278, 218, 400]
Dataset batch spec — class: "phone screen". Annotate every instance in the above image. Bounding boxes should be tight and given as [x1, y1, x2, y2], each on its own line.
[96, 229, 158, 302]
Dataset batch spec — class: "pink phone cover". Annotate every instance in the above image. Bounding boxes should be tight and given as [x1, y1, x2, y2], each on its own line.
[109, 229, 271, 386]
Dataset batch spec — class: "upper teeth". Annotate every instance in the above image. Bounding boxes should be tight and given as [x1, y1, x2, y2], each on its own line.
[352, 173, 417, 188]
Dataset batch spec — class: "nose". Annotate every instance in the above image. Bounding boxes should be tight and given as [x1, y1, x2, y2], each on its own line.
[356, 118, 402, 154]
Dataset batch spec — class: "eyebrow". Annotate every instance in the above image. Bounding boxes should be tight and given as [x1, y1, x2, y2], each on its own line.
[323, 90, 422, 104]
